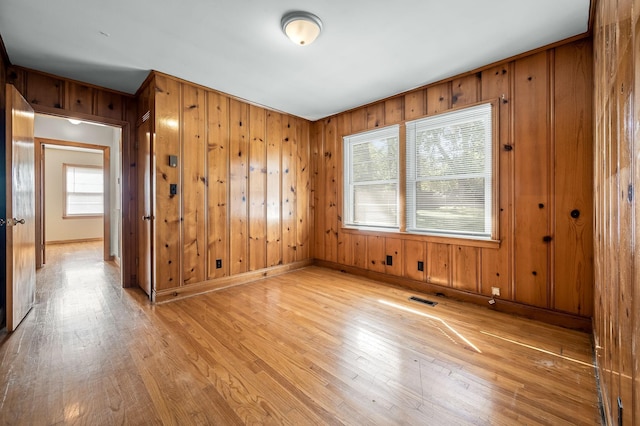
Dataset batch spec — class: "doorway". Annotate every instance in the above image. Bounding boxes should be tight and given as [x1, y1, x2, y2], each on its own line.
[34, 115, 122, 283]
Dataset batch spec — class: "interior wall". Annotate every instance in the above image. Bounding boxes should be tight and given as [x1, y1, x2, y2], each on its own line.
[312, 38, 594, 329]
[35, 115, 121, 254]
[593, 0, 639, 424]
[138, 73, 312, 299]
[43, 147, 103, 242]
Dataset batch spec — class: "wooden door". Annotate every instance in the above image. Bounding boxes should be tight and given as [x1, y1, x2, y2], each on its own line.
[4, 84, 36, 331]
[136, 118, 153, 297]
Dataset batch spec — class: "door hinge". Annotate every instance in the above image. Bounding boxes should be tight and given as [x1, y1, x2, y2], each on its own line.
[628, 184, 633, 202]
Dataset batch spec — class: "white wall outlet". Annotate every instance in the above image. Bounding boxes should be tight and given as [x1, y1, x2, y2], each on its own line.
[491, 287, 501, 297]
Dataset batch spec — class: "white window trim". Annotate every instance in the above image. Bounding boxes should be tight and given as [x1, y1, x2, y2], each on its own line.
[405, 102, 494, 239]
[343, 125, 400, 230]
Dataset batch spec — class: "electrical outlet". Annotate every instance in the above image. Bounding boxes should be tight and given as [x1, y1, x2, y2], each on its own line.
[417, 261, 424, 272]
[491, 287, 501, 297]
[216, 259, 222, 269]
[170, 183, 178, 195]
[386, 255, 393, 266]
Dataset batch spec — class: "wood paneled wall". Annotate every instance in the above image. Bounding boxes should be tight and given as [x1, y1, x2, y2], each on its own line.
[138, 73, 312, 301]
[3, 65, 138, 287]
[593, 0, 639, 424]
[312, 39, 594, 328]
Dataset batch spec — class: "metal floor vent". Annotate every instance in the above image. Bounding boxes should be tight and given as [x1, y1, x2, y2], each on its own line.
[409, 296, 438, 307]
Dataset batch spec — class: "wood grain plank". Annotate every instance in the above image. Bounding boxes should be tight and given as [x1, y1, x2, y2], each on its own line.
[249, 105, 266, 271]
[206, 92, 229, 279]
[426, 82, 451, 115]
[312, 121, 325, 260]
[367, 235, 386, 273]
[427, 243, 451, 287]
[229, 99, 249, 275]
[281, 115, 297, 264]
[266, 111, 282, 267]
[366, 103, 385, 129]
[452, 245, 479, 292]
[403, 240, 425, 282]
[65, 82, 95, 115]
[350, 107, 367, 133]
[513, 52, 550, 308]
[553, 41, 594, 316]
[404, 89, 426, 120]
[296, 119, 311, 260]
[154, 75, 182, 290]
[182, 84, 206, 285]
[323, 116, 338, 263]
[480, 64, 513, 299]
[451, 74, 480, 108]
[385, 237, 403, 277]
[384, 97, 404, 125]
[351, 234, 367, 269]
[26, 72, 63, 109]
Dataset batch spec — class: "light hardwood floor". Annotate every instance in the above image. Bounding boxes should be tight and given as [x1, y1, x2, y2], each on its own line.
[0, 242, 602, 425]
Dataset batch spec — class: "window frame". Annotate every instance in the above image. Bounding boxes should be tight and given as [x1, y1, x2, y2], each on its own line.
[405, 101, 498, 240]
[62, 163, 105, 219]
[342, 124, 400, 231]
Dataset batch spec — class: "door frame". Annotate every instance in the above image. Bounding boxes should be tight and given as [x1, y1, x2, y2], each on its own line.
[29, 106, 132, 288]
[36, 137, 112, 264]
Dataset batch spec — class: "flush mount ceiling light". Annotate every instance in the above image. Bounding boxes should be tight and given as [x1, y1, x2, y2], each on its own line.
[281, 11, 323, 46]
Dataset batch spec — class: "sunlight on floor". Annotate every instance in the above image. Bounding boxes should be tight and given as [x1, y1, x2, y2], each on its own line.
[378, 299, 482, 353]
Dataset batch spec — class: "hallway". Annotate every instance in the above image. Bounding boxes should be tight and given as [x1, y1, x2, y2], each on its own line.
[0, 242, 154, 424]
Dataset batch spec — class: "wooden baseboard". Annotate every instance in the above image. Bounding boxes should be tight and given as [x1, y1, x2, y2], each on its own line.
[315, 260, 592, 332]
[154, 259, 314, 304]
[46, 238, 104, 245]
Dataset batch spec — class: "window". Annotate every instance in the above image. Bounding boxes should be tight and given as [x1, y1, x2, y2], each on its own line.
[63, 164, 104, 217]
[343, 125, 399, 229]
[406, 103, 493, 238]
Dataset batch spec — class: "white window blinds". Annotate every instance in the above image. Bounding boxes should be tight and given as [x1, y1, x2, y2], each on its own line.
[64, 164, 104, 216]
[406, 103, 493, 238]
[343, 125, 399, 229]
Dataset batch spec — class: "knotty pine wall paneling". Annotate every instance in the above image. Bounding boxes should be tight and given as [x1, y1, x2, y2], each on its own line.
[5, 66, 137, 287]
[311, 38, 593, 329]
[480, 64, 513, 300]
[593, 0, 639, 423]
[141, 73, 312, 301]
[367, 235, 386, 273]
[385, 237, 403, 277]
[153, 75, 183, 290]
[553, 42, 594, 316]
[229, 99, 249, 275]
[403, 240, 425, 282]
[312, 120, 325, 260]
[249, 105, 267, 271]
[323, 117, 338, 263]
[266, 111, 282, 267]
[296, 119, 311, 261]
[206, 92, 229, 279]
[181, 84, 206, 285]
[281, 115, 297, 264]
[513, 52, 551, 309]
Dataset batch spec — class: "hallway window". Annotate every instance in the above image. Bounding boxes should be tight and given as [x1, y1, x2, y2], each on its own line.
[63, 164, 104, 217]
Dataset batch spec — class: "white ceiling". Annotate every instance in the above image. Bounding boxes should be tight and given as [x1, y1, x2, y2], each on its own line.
[0, 0, 590, 121]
